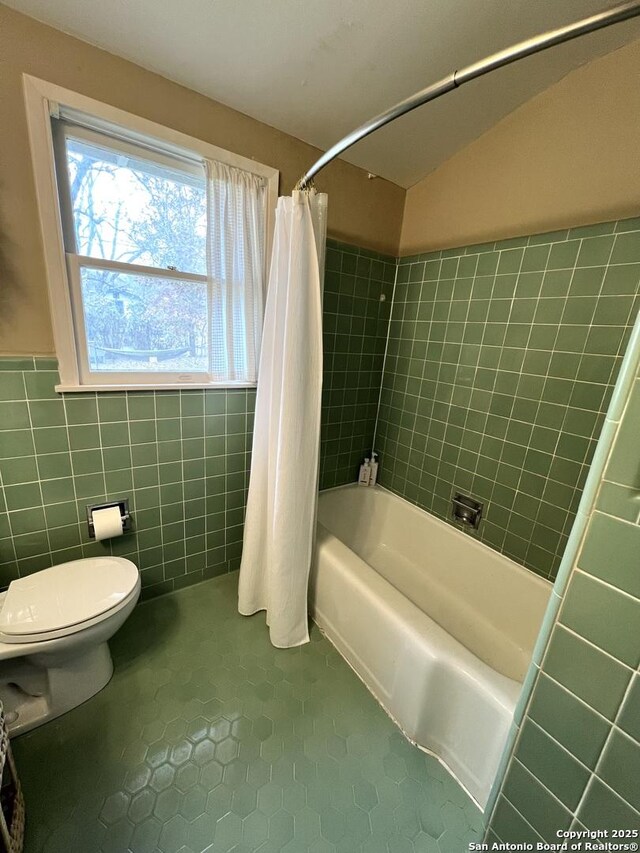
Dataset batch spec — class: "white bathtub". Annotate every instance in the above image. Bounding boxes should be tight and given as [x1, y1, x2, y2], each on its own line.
[310, 484, 551, 808]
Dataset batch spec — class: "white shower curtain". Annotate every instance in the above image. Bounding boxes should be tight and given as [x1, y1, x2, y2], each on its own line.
[238, 190, 328, 648]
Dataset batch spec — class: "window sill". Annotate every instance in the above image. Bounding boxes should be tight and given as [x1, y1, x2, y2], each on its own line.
[55, 381, 257, 393]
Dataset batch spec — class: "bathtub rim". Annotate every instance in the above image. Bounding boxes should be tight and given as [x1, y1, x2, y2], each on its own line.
[318, 481, 554, 597]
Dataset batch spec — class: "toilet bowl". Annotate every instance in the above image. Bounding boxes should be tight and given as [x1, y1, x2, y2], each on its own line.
[0, 556, 140, 735]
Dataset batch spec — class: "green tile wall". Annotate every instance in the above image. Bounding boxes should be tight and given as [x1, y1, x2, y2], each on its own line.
[376, 218, 640, 580]
[2, 222, 639, 599]
[0, 240, 393, 596]
[0, 358, 254, 599]
[487, 371, 640, 839]
[320, 240, 395, 489]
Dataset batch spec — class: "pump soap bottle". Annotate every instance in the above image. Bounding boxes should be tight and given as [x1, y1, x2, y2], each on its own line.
[358, 458, 371, 486]
[369, 452, 379, 486]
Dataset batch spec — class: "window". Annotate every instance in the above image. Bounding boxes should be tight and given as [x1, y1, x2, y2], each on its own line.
[24, 77, 278, 390]
[58, 125, 209, 378]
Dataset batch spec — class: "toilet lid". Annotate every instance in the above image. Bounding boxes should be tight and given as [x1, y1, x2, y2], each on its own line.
[0, 557, 139, 637]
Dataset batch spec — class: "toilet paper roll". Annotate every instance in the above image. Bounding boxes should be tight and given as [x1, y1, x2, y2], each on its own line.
[92, 505, 124, 541]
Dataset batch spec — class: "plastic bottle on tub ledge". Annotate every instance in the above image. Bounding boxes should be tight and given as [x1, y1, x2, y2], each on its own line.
[369, 452, 379, 486]
[358, 458, 371, 486]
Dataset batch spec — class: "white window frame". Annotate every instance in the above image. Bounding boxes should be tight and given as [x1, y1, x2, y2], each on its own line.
[23, 75, 279, 392]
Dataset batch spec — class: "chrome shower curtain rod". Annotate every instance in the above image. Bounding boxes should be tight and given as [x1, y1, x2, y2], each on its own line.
[298, 0, 640, 189]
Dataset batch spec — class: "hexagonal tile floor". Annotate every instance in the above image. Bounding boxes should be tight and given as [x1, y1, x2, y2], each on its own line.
[13, 572, 483, 853]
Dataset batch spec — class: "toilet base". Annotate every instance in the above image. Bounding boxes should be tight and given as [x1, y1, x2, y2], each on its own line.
[0, 642, 114, 735]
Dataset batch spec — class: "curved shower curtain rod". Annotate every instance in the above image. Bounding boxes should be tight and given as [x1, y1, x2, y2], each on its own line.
[297, 0, 640, 189]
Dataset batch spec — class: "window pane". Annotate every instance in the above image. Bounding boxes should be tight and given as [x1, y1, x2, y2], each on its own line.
[66, 136, 206, 274]
[80, 267, 208, 373]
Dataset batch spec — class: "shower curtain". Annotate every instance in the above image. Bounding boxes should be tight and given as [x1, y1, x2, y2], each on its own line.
[238, 189, 328, 648]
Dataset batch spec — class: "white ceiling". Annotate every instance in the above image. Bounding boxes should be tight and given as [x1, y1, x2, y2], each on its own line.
[6, 0, 640, 187]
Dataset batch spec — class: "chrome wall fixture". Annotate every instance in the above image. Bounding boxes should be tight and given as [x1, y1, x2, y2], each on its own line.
[451, 493, 484, 530]
[297, 0, 640, 189]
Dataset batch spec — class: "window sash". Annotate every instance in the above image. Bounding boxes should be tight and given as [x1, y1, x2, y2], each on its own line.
[54, 104, 204, 175]
[67, 255, 214, 386]
[54, 120, 207, 270]
[71, 254, 208, 284]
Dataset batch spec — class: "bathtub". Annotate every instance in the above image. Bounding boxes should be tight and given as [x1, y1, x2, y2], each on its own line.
[310, 484, 551, 808]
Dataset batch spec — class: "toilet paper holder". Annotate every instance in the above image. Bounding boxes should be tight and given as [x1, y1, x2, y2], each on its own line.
[86, 500, 132, 539]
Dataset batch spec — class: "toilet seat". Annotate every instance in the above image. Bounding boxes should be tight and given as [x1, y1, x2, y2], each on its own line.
[0, 557, 139, 644]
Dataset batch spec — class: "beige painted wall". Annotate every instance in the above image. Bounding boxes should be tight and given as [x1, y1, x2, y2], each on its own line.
[3, 5, 639, 354]
[400, 39, 640, 256]
[0, 4, 405, 355]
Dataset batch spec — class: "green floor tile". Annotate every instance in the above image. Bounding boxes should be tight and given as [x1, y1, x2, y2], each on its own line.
[13, 574, 482, 853]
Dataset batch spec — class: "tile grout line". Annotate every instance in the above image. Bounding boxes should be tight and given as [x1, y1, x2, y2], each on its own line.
[570, 663, 640, 828]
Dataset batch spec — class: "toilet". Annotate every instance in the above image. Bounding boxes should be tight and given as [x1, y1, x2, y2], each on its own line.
[0, 556, 140, 735]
